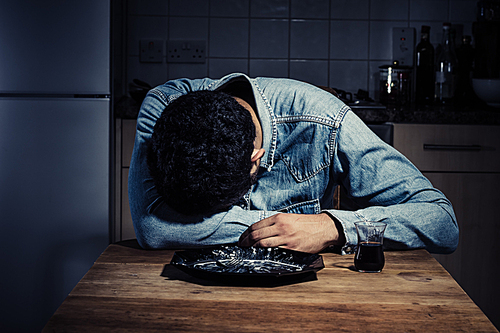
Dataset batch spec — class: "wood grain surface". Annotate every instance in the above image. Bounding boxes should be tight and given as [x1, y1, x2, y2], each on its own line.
[43, 240, 498, 332]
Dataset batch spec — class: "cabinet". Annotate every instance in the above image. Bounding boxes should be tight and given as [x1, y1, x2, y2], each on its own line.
[114, 119, 137, 242]
[393, 123, 500, 329]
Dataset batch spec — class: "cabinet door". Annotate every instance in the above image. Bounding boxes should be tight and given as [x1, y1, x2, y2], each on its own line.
[121, 168, 135, 240]
[427, 172, 500, 327]
[121, 120, 137, 240]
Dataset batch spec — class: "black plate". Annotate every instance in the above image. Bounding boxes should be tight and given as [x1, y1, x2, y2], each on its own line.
[170, 245, 324, 286]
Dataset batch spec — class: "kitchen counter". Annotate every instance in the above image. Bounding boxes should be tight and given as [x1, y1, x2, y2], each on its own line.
[43, 241, 498, 332]
[115, 95, 500, 125]
[352, 105, 500, 125]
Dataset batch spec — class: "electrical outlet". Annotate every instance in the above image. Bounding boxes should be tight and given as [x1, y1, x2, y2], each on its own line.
[167, 40, 206, 63]
[140, 39, 163, 63]
[392, 28, 415, 66]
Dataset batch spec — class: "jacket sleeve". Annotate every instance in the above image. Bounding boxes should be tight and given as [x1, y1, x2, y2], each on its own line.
[323, 111, 459, 255]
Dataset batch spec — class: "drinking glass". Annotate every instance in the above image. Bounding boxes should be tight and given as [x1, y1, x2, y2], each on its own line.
[354, 221, 387, 273]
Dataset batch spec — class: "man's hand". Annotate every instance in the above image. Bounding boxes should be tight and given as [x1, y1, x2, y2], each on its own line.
[238, 213, 345, 253]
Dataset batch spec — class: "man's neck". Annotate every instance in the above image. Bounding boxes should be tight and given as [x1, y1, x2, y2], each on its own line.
[233, 96, 262, 149]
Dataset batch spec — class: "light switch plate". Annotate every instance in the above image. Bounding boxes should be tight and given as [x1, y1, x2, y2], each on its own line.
[140, 39, 163, 63]
[167, 40, 206, 63]
[392, 27, 415, 66]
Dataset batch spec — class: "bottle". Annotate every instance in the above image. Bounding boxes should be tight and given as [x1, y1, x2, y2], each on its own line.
[415, 25, 435, 105]
[435, 23, 458, 104]
[455, 35, 475, 105]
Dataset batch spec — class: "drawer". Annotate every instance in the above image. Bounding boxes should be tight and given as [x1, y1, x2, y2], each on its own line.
[121, 119, 137, 168]
[393, 124, 500, 172]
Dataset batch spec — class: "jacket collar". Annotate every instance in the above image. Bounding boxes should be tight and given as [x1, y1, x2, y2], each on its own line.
[210, 73, 276, 170]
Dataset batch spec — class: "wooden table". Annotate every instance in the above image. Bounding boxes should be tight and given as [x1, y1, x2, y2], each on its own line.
[44, 240, 498, 332]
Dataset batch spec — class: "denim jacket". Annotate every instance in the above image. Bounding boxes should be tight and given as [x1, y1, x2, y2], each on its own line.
[129, 73, 458, 254]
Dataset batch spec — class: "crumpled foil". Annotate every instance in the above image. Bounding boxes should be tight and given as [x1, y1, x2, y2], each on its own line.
[172, 245, 322, 275]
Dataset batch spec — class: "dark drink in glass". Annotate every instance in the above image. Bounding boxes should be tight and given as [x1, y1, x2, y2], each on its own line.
[354, 241, 384, 273]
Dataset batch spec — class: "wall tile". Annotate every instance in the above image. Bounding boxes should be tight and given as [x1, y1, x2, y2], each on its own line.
[169, 0, 209, 16]
[209, 18, 249, 58]
[250, 0, 289, 18]
[330, 20, 369, 60]
[124, 0, 480, 102]
[290, 20, 329, 59]
[168, 62, 208, 80]
[250, 19, 289, 58]
[210, 0, 250, 17]
[371, 0, 409, 20]
[369, 20, 407, 60]
[331, 0, 370, 20]
[329, 60, 368, 94]
[128, 0, 168, 16]
[169, 17, 209, 40]
[127, 16, 168, 56]
[249, 59, 288, 77]
[291, 0, 329, 19]
[450, 0, 477, 22]
[209, 59, 249, 78]
[127, 56, 168, 87]
[289, 60, 328, 86]
[409, 0, 448, 21]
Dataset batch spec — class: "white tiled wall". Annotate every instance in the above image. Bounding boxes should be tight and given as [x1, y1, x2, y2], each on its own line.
[126, 0, 477, 100]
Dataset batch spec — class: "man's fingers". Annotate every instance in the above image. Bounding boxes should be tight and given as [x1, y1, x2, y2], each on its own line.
[238, 216, 276, 245]
[239, 226, 276, 246]
[243, 235, 287, 248]
[238, 220, 281, 247]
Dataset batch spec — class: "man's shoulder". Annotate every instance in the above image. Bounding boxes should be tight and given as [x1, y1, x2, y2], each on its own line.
[254, 77, 349, 121]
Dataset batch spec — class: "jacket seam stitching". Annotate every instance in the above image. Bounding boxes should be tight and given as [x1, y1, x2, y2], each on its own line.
[253, 82, 277, 170]
[276, 115, 336, 127]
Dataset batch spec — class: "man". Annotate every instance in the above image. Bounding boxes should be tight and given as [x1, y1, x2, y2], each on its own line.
[128, 73, 458, 255]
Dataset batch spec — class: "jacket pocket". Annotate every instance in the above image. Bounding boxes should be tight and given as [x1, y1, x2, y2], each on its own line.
[278, 122, 334, 183]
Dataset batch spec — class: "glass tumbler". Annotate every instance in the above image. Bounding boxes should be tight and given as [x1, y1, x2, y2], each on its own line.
[354, 221, 387, 273]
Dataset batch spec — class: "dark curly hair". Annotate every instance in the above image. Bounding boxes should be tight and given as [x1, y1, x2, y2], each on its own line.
[147, 90, 257, 215]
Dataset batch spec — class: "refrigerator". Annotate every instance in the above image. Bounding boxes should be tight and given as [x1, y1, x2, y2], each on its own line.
[0, 1, 111, 331]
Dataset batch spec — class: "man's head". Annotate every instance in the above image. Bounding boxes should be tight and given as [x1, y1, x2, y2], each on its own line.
[147, 90, 264, 215]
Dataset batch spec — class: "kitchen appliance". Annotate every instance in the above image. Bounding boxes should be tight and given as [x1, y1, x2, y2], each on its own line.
[333, 88, 387, 110]
[378, 62, 412, 109]
[0, 1, 110, 331]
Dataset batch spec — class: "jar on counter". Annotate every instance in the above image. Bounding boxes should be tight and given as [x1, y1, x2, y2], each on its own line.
[379, 62, 412, 109]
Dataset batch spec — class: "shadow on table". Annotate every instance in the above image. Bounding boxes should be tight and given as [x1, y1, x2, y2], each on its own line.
[330, 262, 357, 272]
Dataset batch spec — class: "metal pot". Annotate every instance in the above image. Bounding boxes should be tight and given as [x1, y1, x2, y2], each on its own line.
[379, 62, 412, 109]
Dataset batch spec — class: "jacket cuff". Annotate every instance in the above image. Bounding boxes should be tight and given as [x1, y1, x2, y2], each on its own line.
[322, 209, 367, 255]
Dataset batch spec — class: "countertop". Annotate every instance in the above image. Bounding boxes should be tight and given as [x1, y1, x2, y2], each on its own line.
[352, 105, 500, 125]
[43, 241, 498, 332]
[115, 95, 500, 125]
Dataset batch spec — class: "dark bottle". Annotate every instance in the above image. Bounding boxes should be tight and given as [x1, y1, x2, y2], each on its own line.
[415, 25, 435, 105]
[455, 35, 475, 105]
[435, 23, 458, 104]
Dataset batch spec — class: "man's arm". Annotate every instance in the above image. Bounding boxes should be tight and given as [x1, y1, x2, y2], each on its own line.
[242, 110, 458, 255]
[327, 111, 458, 254]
